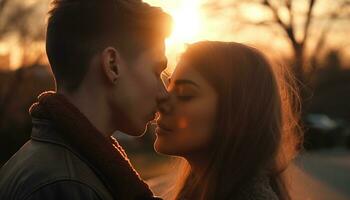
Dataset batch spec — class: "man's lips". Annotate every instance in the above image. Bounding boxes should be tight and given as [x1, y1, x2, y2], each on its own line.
[147, 110, 157, 122]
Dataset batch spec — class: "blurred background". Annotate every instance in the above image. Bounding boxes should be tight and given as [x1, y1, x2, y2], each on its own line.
[0, 0, 349, 199]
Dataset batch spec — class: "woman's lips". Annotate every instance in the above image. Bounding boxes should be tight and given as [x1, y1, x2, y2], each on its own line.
[156, 121, 173, 135]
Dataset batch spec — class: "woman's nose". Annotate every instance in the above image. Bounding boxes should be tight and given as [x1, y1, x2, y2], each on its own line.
[156, 81, 173, 114]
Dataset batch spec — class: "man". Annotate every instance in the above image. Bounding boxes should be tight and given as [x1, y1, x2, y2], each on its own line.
[0, 0, 172, 199]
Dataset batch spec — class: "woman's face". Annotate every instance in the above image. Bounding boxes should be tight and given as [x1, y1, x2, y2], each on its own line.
[154, 60, 218, 157]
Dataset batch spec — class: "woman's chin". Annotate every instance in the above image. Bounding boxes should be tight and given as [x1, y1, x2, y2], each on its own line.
[154, 138, 178, 156]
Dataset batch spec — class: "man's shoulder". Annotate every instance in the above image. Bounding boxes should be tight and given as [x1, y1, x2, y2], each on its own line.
[22, 180, 104, 200]
[0, 138, 91, 181]
[0, 139, 113, 200]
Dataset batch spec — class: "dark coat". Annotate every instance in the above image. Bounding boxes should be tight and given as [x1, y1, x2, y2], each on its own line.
[0, 91, 159, 200]
[0, 118, 114, 200]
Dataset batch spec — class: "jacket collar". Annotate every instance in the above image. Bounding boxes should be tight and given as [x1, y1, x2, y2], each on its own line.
[31, 117, 68, 147]
[29, 91, 157, 200]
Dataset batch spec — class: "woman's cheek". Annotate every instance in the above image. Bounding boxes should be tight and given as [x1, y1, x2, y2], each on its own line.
[180, 103, 215, 150]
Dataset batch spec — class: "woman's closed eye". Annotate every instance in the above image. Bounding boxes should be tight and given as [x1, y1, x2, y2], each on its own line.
[177, 95, 194, 101]
[175, 86, 197, 101]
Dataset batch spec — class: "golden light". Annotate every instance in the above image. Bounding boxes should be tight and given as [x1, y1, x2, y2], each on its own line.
[240, 4, 268, 22]
[165, 0, 203, 71]
[0, 43, 7, 55]
[0, 36, 23, 70]
[144, 0, 203, 71]
[166, 0, 202, 45]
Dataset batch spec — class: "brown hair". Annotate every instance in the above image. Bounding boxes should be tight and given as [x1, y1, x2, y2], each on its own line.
[46, 0, 172, 91]
[171, 41, 302, 200]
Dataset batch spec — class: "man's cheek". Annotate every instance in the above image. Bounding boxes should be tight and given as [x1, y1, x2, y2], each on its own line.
[142, 75, 158, 94]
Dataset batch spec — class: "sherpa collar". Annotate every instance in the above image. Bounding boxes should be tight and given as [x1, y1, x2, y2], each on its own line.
[29, 91, 159, 200]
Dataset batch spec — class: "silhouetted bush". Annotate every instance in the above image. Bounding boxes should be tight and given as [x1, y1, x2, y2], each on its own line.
[0, 65, 54, 165]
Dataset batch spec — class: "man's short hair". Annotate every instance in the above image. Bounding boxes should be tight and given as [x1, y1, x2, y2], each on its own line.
[46, 0, 172, 91]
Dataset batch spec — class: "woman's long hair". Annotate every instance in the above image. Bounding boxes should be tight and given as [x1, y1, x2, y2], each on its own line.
[169, 41, 303, 200]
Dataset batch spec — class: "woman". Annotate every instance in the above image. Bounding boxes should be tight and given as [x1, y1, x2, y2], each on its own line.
[155, 41, 302, 200]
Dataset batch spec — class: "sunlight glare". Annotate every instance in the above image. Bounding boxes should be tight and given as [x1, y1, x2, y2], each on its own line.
[166, 0, 202, 46]
[163, 0, 203, 71]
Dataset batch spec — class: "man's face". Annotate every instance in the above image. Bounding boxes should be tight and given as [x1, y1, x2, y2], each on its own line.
[109, 43, 168, 136]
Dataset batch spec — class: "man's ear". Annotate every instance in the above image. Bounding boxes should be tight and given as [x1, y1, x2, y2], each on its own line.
[101, 47, 121, 85]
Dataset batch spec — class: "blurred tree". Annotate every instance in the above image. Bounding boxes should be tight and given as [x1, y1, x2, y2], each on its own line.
[0, 0, 10, 16]
[0, 0, 49, 123]
[0, 0, 48, 64]
[0, 65, 54, 165]
[203, 0, 350, 86]
[0, 1, 52, 165]
[307, 49, 350, 119]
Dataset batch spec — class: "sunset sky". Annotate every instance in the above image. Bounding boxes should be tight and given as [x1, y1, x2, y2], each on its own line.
[0, 0, 349, 70]
[144, 0, 350, 71]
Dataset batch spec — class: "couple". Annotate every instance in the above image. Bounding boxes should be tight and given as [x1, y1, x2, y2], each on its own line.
[0, 0, 301, 200]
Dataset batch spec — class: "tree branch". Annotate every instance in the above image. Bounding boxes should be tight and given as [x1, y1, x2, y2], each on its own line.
[263, 0, 299, 50]
[285, 0, 294, 28]
[0, 0, 9, 12]
[311, 0, 350, 64]
[301, 0, 317, 48]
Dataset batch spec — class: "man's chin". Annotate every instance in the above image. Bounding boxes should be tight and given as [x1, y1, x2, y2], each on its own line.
[114, 119, 148, 137]
[122, 124, 148, 137]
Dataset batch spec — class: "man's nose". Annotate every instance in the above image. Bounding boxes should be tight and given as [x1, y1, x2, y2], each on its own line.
[156, 80, 172, 114]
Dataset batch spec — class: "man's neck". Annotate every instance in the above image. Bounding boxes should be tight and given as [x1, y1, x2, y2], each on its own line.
[57, 89, 113, 137]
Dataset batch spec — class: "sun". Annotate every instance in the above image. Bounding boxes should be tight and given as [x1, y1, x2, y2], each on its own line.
[143, 0, 203, 71]
[164, 0, 203, 71]
[166, 0, 202, 46]
[143, 0, 202, 45]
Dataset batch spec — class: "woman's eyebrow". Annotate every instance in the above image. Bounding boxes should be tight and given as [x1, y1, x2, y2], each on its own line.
[174, 79, 200, 88]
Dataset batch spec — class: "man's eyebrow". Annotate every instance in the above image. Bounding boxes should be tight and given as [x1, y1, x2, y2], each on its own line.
[174, 79, 200, 88]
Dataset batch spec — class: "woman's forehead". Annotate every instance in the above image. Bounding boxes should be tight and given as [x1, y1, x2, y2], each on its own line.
[172, 61, 196, 79]
[171, 62, 210, 88]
